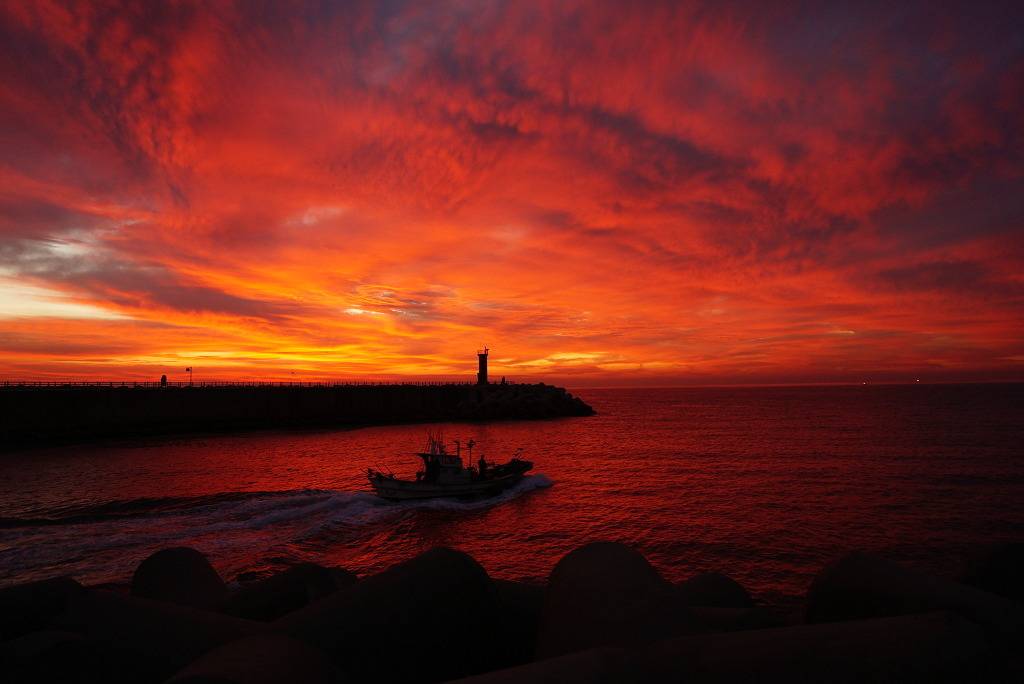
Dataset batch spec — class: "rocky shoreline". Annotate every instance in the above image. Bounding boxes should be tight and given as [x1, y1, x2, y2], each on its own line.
[3, 541, 1021, 682]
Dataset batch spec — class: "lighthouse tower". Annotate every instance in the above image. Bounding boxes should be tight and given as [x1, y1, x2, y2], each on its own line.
[477, 347, 489, 385]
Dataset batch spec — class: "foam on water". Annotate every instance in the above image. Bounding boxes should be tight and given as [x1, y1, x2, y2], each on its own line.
[0, 474, 553, 586]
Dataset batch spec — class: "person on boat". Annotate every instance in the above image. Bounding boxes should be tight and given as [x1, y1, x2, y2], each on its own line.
[478, 455, 487, 478]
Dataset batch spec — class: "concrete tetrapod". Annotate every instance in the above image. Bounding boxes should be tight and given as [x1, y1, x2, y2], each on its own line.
[805, 551, 1024, 645]
[491, 579, 545, 669]
[959, 542, 1024, 602]
[535, 542, 697, 659]
[451, 611, 990, 683]
[0, 576, 84, 640]
[280, 547, 501, 684]
[446, 647, 628, 684]
[166, 634, 339, 684]
[675, 572, 754, 609]
[49, 589, 265, 683]
[222, 563, 357, 622]
[1, 628, 163, 684]
[631, 609, 991, 683]
[131, 547, 228, 611]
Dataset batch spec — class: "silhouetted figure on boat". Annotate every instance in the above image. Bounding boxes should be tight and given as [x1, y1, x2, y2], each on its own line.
[478, 455, 487, 476]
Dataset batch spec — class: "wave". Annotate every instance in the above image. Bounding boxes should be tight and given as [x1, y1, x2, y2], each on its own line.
[0, 474, 554, 588]
[393, 473, 553, 512]
[0, 489, 333, 529]
[0, 475, 553, 533]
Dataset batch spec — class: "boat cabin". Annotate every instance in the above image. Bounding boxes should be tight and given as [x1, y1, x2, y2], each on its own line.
[416, 431, 474, 484]
[417, 451, 472, 484]
[367, 431, 533, 500]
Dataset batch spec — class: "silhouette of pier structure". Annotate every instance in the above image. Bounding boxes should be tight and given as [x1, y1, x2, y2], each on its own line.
[477, 347, 489, 385]
[0, 350, 593, 447]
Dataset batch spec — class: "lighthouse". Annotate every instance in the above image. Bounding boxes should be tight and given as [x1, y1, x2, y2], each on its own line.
[477, 347, 489, 385]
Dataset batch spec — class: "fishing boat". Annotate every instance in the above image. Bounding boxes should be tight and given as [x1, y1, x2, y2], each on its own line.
[368, 431, 533, 501]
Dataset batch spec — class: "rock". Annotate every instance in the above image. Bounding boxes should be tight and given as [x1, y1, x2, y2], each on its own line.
[49, 588, 265, 682]
[805, 551, 1024, 643]
[131, 547, 228, 610]
[688, 606, 787, 632]
[167, 634, 337, 684]
[0, 576, 84, 640]
[675, 573, 753, 609]
[960, 543, 1024, 602]
[2, 630, 85, 684]
[1, 629, 156, 684]
[418, 612, 1002, 683]
[223, 563, 357, 621]
[536, 542, 696, 659]
[446, 647, 627, 684]
[493, 579, 545, 668]
[281, 547, 501, 683]
[632, 610, 991, 683]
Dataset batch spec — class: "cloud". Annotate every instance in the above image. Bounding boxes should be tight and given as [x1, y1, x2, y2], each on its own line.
[0, 0, 1021, 381]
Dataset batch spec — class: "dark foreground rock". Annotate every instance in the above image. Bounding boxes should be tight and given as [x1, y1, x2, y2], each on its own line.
[1, 629, 154, 684]
[223, 563, 357, 622]
[960, 542, 1024, 602]
[687, 605, 790, 633]
[49, 589, 265, 682]
[806, 551, 1024, 644]
[0, 576, 84, 640]
[634, 610, 991, 683]
[536, 542, 697, 659]
[281, 547, 501, 683]
[676, 572, 754, 609]
[132, 547, 228, 610]
[452, 611, 991, 683]
[166, 634, 337, 684]
[448, 647, 629, 684]
[4, 542, 1022, 683]
[492, 579, 545, 668]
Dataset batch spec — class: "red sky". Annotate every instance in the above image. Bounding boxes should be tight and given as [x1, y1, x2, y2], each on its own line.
[1, 1, 1022, 385]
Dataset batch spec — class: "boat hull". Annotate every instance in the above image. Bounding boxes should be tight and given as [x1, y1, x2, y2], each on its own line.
[370, 471, 527, 501]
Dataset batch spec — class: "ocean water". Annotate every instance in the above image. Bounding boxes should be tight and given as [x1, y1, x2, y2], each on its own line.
[1, 384, 1022, 605]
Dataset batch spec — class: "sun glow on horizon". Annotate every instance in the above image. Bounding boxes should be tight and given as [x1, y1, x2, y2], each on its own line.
[0, 2, 1022, 385]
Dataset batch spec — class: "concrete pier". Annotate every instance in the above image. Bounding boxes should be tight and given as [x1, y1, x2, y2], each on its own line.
[0, 382, 594, 448]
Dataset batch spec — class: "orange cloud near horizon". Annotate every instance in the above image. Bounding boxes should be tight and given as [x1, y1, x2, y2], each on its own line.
[1, 1, 1022, 386]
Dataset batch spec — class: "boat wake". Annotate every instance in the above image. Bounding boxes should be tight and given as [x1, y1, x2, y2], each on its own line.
[385, 473, 553, 511]
[0, 474, 553, 587]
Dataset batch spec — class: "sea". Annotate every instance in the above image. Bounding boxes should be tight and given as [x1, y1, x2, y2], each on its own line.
[1, 384, 1022, 606]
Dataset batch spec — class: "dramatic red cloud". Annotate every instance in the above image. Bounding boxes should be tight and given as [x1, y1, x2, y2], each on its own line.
[1, 1, 1022, 384]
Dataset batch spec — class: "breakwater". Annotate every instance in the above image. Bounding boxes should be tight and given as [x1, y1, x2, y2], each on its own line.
[3, 541, 1021, 682]
[0, 382, 593, 447]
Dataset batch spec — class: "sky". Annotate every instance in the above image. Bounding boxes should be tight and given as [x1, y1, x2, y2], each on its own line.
[0, 1, 1022, 385]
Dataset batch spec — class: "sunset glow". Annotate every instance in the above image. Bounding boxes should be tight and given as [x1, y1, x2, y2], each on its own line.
[1, 1, 1022, 384]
